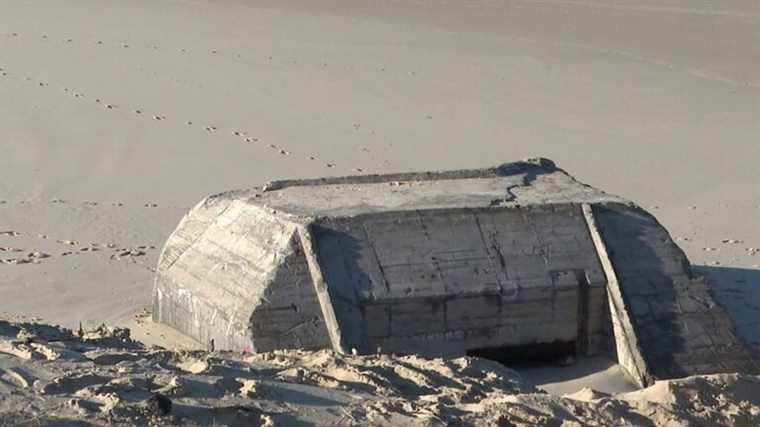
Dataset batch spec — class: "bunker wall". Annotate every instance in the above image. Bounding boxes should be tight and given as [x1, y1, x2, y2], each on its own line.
[248, 235, 331, 352]
[154, 200, 325, 351]
[593, 204, 760, 379]
[312, 204, 611, 357]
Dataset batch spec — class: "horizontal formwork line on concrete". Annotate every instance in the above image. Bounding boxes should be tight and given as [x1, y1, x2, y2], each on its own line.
[374, 321, 579, 343]
[311, 202, 593, 224]
[356, 290, 579, 305]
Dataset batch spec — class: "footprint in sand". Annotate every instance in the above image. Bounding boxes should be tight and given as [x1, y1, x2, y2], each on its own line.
[41, 373, 111, 395]
[153, 115, 166, 121]
[111, 248, 147, 260]
[1, 251, 50, 266]
[0, 231, 21, 237]
[244, 137, 259, 143]
[0, 258, 32, 265]
[204, 125, 217, 132]
[28, 252, 51, 260]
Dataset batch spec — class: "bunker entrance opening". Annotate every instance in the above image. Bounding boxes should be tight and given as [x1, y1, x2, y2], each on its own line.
[466, 340, 578, 368]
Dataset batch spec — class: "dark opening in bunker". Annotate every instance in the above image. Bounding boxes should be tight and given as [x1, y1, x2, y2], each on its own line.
[466, 340, 577, 367]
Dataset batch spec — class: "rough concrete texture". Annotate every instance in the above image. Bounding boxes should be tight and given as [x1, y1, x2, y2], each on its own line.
[153, 158, 758, 385]
[592, 204, 760, 384]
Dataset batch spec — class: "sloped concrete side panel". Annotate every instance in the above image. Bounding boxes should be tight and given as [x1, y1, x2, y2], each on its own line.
[248, 231, 331, 352]
[307, 223, 372, 354]
[153, 199, 324, 351]
[593, 203, 760, 379]
[311, 204, 610, 357]
[582, 204, 651, 387]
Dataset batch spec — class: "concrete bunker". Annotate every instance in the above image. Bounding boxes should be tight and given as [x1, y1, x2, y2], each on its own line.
[153, 158, 759, 387]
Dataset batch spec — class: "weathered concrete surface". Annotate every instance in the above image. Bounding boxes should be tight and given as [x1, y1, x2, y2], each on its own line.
[592, 203, 760, 384]
[309, 205, 609, 358]
[153, 200, 330, 352]
[583, 203, 653, 388]
[153, 158, 759, 384]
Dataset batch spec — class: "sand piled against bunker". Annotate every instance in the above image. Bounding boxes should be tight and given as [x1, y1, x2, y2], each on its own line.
[153, 158, 759, 388]
[2, 316, 760, 426]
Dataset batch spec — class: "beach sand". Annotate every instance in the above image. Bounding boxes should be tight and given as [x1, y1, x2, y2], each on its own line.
[2, 316, 760, 425]
[1, 0, 759, 400]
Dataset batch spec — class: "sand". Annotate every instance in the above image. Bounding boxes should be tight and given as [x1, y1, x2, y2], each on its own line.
[3, 316, 760, 426]
[1, 0, 759, 414]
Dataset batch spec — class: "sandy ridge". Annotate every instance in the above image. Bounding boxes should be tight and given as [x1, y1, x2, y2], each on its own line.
[2, 316, 760, 426]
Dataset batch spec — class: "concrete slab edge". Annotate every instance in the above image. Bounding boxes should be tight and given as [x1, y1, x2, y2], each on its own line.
[297, 224, 346, 354]
[582, 203, 652, 388]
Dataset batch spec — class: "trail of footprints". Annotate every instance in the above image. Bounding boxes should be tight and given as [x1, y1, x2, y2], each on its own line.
[6, 26, 758, 96]
[3, 30, 409, 80]
[0, 232, 156, 267]
[0, 30, 389, 173]
[2, 61, 361, 171]
[0, 200, 164, 267]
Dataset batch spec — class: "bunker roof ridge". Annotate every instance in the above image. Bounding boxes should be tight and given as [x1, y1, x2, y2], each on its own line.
[201, 157, 630, 218]
[259, 157, 559, 192]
